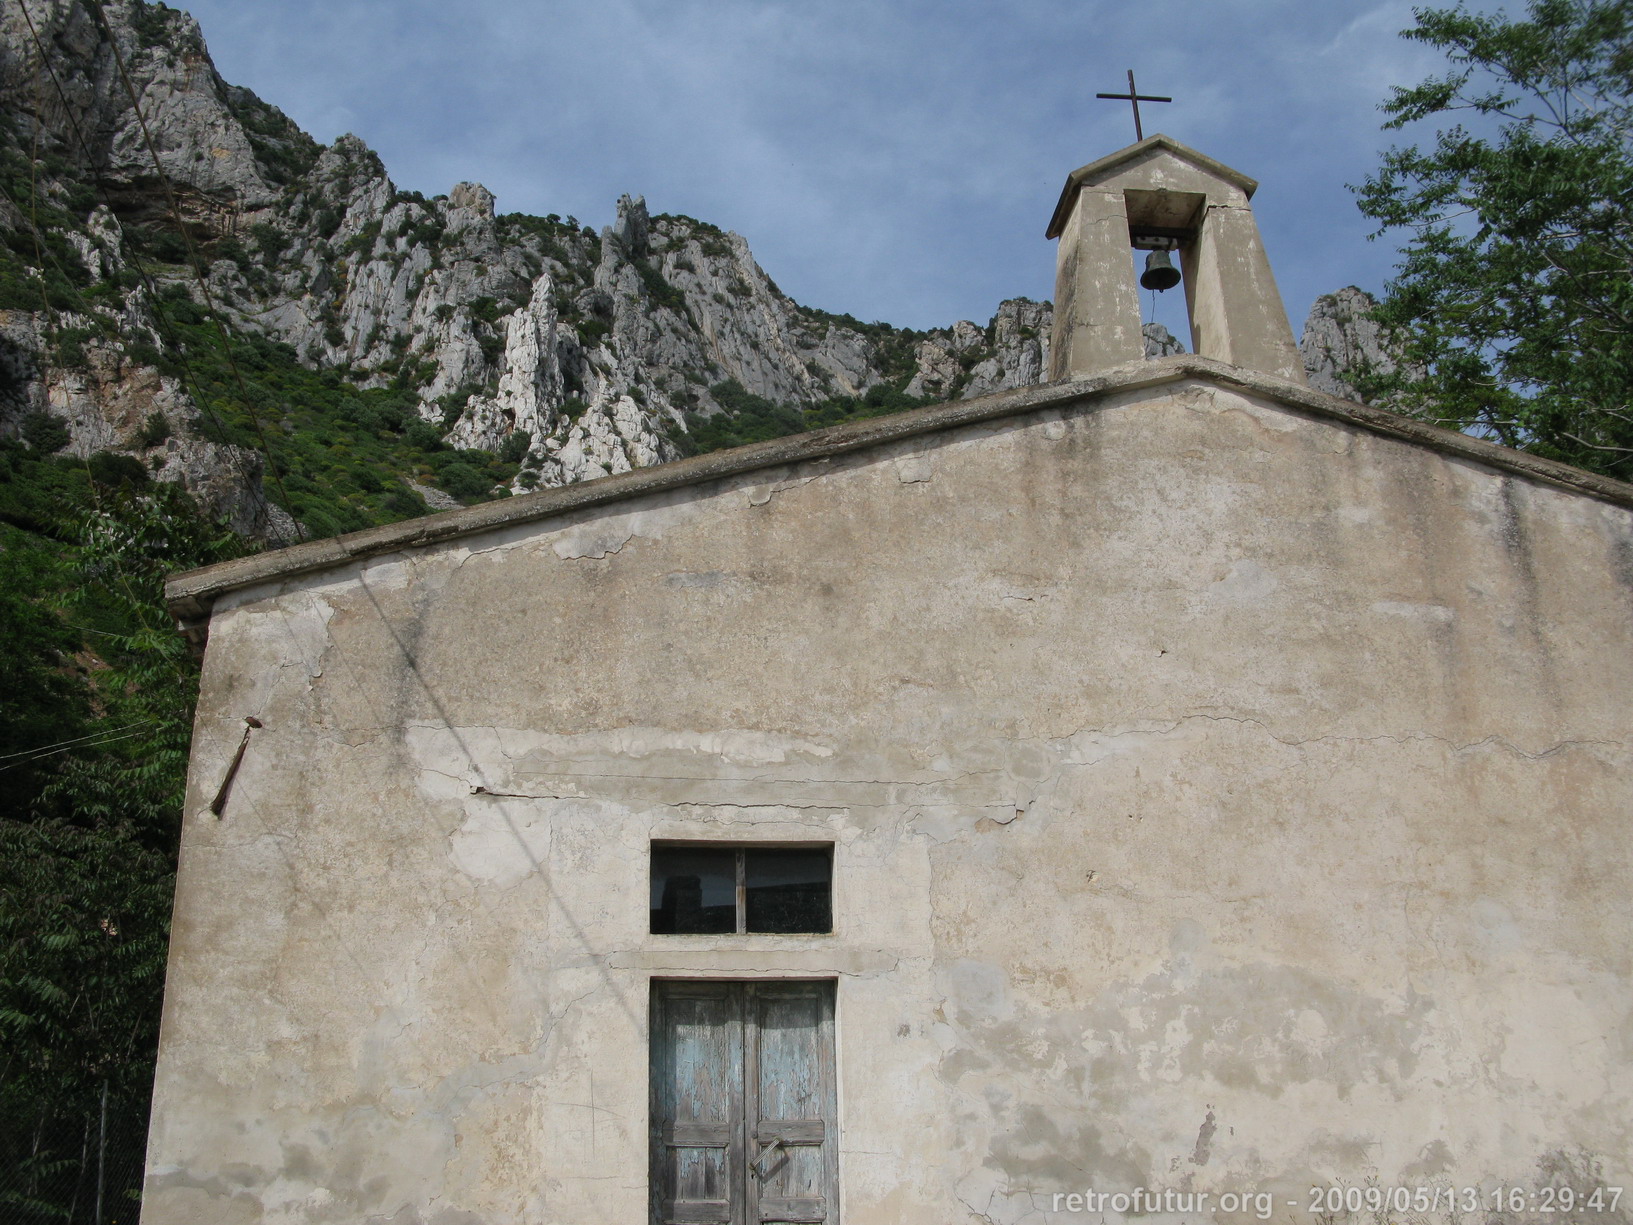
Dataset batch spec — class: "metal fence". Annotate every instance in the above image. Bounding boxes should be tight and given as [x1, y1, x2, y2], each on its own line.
[0, 1087, 148, 1225]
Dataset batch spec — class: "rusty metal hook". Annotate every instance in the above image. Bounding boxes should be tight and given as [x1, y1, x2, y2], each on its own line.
[209, 716, 263, 817]
[752, 1136, 784, 1178]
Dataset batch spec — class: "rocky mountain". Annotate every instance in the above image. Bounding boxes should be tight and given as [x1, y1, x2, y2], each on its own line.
[0, 0, 1376, 545]
[1300, 285, 1405, 402]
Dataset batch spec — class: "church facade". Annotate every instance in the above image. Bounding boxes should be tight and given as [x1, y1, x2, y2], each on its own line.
[144, 140, 1633, 1225]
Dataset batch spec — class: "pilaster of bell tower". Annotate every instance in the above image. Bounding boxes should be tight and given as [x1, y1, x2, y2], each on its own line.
[1045, 134, 1306, 384]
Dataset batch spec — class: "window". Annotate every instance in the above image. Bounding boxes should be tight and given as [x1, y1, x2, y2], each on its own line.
[650, 845, 833, 934]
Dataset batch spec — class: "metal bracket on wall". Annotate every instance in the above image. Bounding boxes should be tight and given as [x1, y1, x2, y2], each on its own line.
[209, 716, 263, 817]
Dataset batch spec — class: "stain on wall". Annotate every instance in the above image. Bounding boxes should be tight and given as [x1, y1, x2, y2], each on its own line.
[145, 381, 1633, 1224]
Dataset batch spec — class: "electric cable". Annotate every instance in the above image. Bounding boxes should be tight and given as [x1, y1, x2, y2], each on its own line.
[81, 0, 307, 540]
[13, 0, 286, 543]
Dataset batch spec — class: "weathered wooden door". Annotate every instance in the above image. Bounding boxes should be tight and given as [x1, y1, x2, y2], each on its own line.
[651, 980, 838, 1225]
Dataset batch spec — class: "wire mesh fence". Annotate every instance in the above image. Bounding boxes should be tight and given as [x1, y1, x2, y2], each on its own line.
[0, 1086, 148, 1225]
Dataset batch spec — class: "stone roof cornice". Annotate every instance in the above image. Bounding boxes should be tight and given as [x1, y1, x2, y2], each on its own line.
[166, 356, 1633, 645]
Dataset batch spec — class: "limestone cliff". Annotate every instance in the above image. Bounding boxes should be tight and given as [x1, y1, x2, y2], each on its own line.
[0, 0, 1375, 542]
[1300, 286, 1406, 403]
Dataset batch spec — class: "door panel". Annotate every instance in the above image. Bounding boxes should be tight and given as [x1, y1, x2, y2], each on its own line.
[652, 983, 744, 1225]
[748, 985, 835, 1224]
[651, 982, 837, 1225]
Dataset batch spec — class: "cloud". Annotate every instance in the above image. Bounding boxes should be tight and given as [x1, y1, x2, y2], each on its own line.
[181, 0, 1505, 331]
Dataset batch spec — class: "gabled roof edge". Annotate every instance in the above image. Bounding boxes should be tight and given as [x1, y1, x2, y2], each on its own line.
[1045, 134, 1260, 239]
[166, 356, 1633, 645]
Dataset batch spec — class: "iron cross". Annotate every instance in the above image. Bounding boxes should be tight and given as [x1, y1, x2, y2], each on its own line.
[1095, 70, 1171, 142]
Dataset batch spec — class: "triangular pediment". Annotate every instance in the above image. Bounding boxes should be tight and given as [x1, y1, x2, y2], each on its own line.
[1045, 134, 1259, 238]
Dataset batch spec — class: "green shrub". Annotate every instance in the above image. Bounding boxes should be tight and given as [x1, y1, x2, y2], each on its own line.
[131, 1, 177, 47]
[476, 328, 504, 367]
[381, 486, 426, 519]
[406, 216, 445, 249]
[86, 451, 149, 488]
[138, 413, 171, 448]
[436, 462, 490, 500]
[340, 220, 382, 259]
[50, 325, 101, 371]
[634, 259, 687, 314]
[499, 430, 532, 464]
[469, 296, 506, 325]
[21, 412, 69, 454]
[349, 466, 382, 493]
[0, 266, 44, 310]
[136, 225, 191, 267]
[404, 420, 445, 449]
[155, 285, 205, 326]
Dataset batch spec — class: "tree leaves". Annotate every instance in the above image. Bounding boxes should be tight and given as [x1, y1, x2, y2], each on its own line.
[1356, 0, 1633, 476]
[0, 470, 246, 1214]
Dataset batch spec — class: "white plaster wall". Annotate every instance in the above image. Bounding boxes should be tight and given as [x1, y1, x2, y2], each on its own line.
[143, 379, 1633, 1225]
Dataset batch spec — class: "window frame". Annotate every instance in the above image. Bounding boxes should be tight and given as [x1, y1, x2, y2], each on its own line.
[649, 841, 834, 936]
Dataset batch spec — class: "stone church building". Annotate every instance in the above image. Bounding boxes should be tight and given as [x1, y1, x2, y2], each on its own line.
[146, 137, 1633, 1224]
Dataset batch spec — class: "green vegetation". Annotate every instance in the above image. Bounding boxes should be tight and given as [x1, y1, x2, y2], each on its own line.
[130, 0, 184, 49]
[136, 285, 518, 536]
[496, 209, 584, 266]
[225, 87, 322, 187]
[634, 258, 690, 316]
[794, 305, 925, 384]
[1357, 0, 1633, 478]
[674, 378, 938, 456]
[0, 440, 246, 1218]
[0, 140, 98, 312]
[654, 212, 734, 260]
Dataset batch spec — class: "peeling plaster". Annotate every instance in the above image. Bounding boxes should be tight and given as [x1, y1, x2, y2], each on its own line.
[447, 802, 551, 888]
[895, 452, 933, 484]
[148, 382, 1633, 1224]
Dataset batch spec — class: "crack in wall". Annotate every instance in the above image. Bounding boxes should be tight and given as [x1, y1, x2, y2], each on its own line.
[1060, 711, 1627, 761]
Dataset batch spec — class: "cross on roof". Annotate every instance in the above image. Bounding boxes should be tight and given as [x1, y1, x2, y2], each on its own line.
[1095, 69, 1171, 142]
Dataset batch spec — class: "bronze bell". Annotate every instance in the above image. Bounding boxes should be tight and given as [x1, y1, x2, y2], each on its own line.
[1140, 248, 1181, 292]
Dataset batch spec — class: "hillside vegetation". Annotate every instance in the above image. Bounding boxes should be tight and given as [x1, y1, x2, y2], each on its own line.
[0, 1, 1401, 1217]
[0, 2, 1064, 1212]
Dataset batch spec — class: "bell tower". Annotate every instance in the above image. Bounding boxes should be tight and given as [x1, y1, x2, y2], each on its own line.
[1045, 134, 1306, 384]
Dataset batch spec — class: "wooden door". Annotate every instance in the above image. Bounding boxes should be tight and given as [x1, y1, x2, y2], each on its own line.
[651, 981, 837, 1225]
[651, 982, 745, 1223]
[744, 983, 836, 1224]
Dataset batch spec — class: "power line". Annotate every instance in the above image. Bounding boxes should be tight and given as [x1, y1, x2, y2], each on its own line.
[81, 0, 306, 541]
[11, 0, 283, 545]
[0, 728, 156, 774]
[0, 721, 155, 765]
[16, 0, 307, 543]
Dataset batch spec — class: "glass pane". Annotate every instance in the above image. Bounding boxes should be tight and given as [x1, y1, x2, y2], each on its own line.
[651, 847, 737, 933]
[744, 848, 832, 933]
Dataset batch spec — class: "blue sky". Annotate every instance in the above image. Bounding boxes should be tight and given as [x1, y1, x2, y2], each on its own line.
[180, 0, 1476, 337]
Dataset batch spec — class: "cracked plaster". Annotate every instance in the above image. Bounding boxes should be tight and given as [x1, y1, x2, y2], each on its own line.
[146, 381, 1633, 1224]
